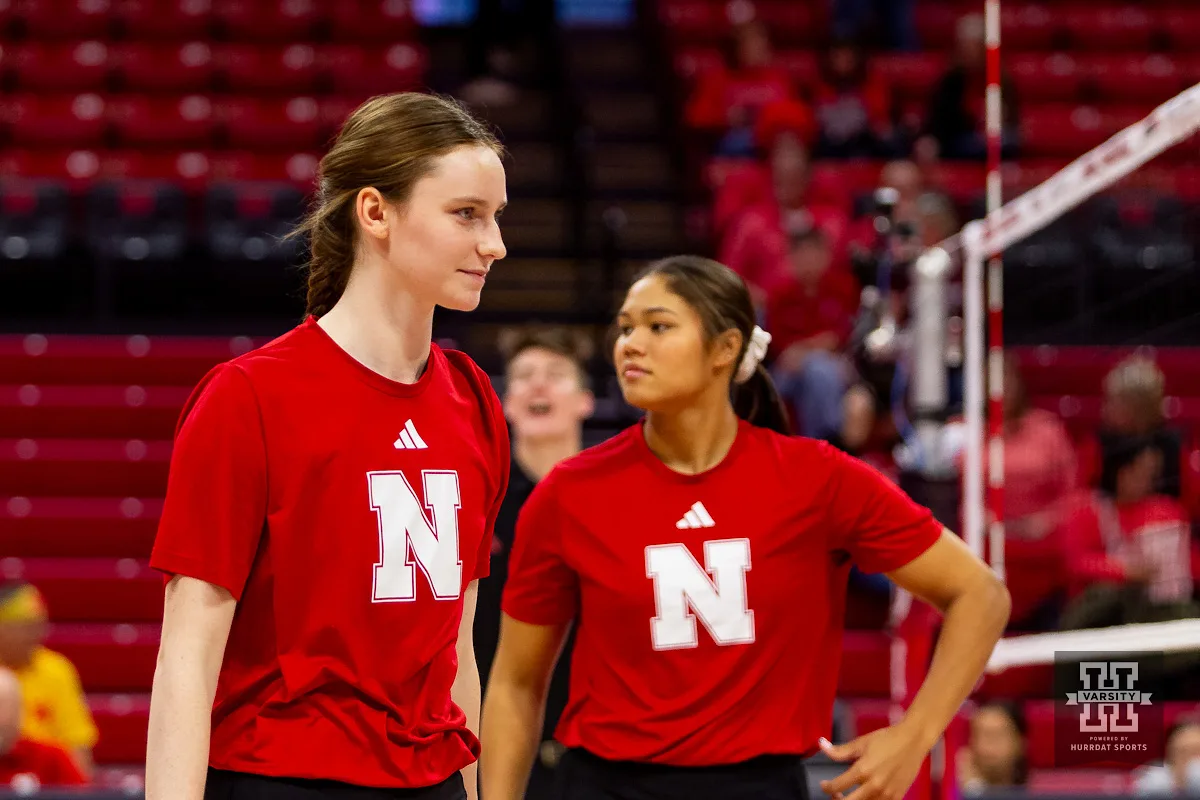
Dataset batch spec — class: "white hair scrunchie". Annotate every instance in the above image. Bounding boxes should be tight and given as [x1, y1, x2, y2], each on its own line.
[734, 325, 772, 385]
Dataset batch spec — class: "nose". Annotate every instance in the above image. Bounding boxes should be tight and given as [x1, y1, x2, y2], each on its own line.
[479, 218, 506, 261]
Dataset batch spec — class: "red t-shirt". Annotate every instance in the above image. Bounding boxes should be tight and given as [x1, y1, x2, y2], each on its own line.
[149, 317, 510, 788]
[763, 269, 861, 356]
[0, 738, 87, 788]
[502, 421, 942, 766]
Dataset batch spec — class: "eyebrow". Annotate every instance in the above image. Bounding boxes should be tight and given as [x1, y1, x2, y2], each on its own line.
[451, 196, 507, 212]
[617, 306, 678, 318]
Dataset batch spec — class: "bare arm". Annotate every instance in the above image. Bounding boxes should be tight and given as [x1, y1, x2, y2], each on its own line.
[454, 581, 482, 800]
[480, 614, 569, 800]
[145, 575, 237, 800]
[886, 531, 1011, 749]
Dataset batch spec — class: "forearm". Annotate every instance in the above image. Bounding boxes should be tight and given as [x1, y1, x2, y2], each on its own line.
[144, 648, 219, 800]
[453, 652, 482, 800]
[901, 578, 1011, 749]
[480, 681, 547, 800]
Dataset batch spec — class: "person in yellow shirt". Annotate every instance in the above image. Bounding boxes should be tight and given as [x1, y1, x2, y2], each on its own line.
[0, 583, 97, 777]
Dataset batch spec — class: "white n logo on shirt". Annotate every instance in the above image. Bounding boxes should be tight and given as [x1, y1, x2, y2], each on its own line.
[645, 538, 755, 650]
[368, 470, 462, 602]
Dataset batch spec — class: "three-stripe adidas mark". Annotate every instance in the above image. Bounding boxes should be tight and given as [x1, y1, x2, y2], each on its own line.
[675, 501, 715, 530]
[393, 419, 428, 450]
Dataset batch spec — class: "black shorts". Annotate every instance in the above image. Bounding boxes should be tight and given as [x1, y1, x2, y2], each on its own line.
[552, 749, 811, 800]
[204, 768, 466, 800]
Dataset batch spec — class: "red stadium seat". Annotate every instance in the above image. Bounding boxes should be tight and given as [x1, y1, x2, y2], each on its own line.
[1, 497, 161, 559]
[115, 0, 213, 39]
[319, 95, 362, 134]
[914, 5, 958, 48]
[873, 53, 944, 102]
[114, 42, 215, 93]
[215, 0, 321, 41]
[658, 0, 725, 43]
[1001, 5, 1058, 50]
[10, 41, 110, 92]
[329, 0, 415, 43]
[774, 50, 818, 86]
[219, 96, 322, 151]
[1020, 104, 1142, 158]
[1162, 10, 1200, 53]
[672, 46, 723, 87]
[1012, 346, 1200, 397]
[0, 384, 191, 439]
[109, 95, 215, 149]
[91, 694, 151, 765]
[4, 94, 108, 149]
[931, 162, 986, 204]
[13, 559, 162, 622]
[323, 44, 427, 99]
[1009, 53, 1082, 103]
[0, 438, 172, 497]
[0, 333, 260, 386]
[1063, 6, 1154, 50]
[751, 1, 819, 46]
[45, 624, 158, 693]
[217, 44, 319, 94]
[17, 0, 113, 39]
[1082, 54, 1182, 104]
[1028, 770, 1132, 794]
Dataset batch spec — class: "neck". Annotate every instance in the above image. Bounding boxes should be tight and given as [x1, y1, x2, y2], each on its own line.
[514, 433, 582, 482]
[644, 398, 740, 475]
[316, 259, 435, 384]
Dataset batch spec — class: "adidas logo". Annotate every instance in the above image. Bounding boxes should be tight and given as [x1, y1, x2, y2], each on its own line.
[393, 419, 428, 450]
[675, 501, 715, 530]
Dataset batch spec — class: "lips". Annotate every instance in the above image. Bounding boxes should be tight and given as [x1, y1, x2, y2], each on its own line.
[459, 269, 488, 282]
[621, 364, 649, 379]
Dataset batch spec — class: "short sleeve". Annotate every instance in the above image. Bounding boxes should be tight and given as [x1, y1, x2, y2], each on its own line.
[149, 363, 267, 601]
[50, 658, 98, 750]
[823, 445, 943, 574]
[501, 475, 579, 627]
[474, 383, 511, 582]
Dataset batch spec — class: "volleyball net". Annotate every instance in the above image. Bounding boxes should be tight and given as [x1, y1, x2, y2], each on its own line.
[895, 81, 1200, 798]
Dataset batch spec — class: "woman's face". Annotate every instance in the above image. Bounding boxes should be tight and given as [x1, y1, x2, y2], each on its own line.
[613, 275, 738, 413]
[970, 707, 1024, 784]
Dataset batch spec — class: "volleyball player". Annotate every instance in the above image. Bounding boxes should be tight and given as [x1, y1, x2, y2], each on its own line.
[480, 256, 1011, 800]
[145, 93, 510, 800]
[474, 329, 595, 799]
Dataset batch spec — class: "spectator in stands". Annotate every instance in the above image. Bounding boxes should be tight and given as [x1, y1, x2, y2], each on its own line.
[918, 13, 1019, 162]
[766, 223, 859, 442]
[1060, 437, 1198, 633]
[831, 0, 918, 52]
[719, 135, 850, 302]
[0, 668, 88, 790]
[810, 36, 897, 159]
[993, 356, 1077, 629]
[956, 701, 1028, 795]
[459, 0, 555, 108]
[1080, 356, 1195, 515]
[0, 583, 96, 778]
[684, 19, 800, 157]
[1134, 720, 1200, 796]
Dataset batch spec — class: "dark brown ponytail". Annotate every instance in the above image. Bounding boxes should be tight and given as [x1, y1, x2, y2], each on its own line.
[633, 255, 792, 435]
[289, 92, 502, 318]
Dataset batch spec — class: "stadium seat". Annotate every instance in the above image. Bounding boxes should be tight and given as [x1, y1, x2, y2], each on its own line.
[13, 559, 162, 622]
[1083, 54, 1182, 104]
[1162, 10, 1200, 53]
[4, 93, 108, 149]
[1009, 53, 1082, 103]
[329, 0, 415, 43]
[1, 497, 161, 559]
[0, 180, 70, 263]
[114, 42, 215, 94]
[115, 0, 214, 39]
[17, 0, 113, 39]
[672, 46, 723, 88]
[1013, 346, 1200, 396]
[658, 0, 726, 43]
[1066, 6, 1155, 50]
[0, 437, 172, 497]
[204, 182, 306, 262]
[9, 41, 110, 92]
[749, 2, 820, 47]
[1001, 5, 1059, 50]
[219, 96, 323, 151]
[0, 333, 258, 386]
[774, 50, 818, 86]
[46, 624, 158, 693]
[1020, 104, 1143, 157]
[0, 384, 190, 439]
[324, 44, 428, 100]
[872, 53, 944, 102]
[216, 44, 319, 95]
[215, 0, 322, 41]
[91, 694, 151, 765]
[109, 95, 216, 149]
[85, 181, 190, 263]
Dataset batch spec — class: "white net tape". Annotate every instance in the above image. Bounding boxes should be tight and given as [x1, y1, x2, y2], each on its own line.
[987, 618, 1200, 673]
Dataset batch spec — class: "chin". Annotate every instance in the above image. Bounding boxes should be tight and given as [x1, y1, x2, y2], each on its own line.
[439, 291, 483, 312]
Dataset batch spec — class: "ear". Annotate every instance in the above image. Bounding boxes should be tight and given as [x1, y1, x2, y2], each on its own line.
[711, 328, 744, 374]
[355, 187, 390, 241]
